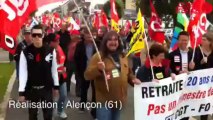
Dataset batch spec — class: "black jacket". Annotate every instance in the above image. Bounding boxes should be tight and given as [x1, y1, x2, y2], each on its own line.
[136, 59, 171, 82]
[58, 30, 71, 57]
[18, 44, 59, 96]
[169, 48, 193, 75]
[194, 47, 213, 70]
[74, 41, 96, 78]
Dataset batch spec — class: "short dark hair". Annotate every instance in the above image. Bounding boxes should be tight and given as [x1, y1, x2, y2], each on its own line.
[31, 24, 44, 33]
[47, 33, 60, 42]
[149, 43, 166, 59]
[177, 31, 189, 40]
[100, 31, 123, 58]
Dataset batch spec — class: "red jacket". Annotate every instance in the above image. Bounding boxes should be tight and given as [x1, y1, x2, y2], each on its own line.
[56, 45, 67, 79]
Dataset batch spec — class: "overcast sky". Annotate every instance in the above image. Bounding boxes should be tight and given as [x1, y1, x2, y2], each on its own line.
[89, 0, 107, 9]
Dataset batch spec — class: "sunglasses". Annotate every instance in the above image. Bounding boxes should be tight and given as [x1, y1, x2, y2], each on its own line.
[32, 33, 43, 38]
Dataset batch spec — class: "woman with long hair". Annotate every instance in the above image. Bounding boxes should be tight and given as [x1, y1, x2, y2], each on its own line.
[194, 32, 213, 70]
[84, 31, 140, 120]
[193, 32, 213, 120]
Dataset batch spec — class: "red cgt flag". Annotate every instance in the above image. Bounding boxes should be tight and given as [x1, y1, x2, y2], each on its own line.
[148, 0, 165, 44]
[52, 12, 62, 30]
[110, 0, 120, 32]
[187, 0, 212, 48]
[0, 0, 68, 54]
[93, 12, 100, 29]
[124, 20, 131, 35]
[101, 9, 108, 27]
[42, 14, 51, 27]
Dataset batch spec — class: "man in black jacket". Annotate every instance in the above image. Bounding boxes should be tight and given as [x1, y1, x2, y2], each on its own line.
[19, 25, 59, 120]
[14, 27, 32, 80]
[169, 31, 195, 120]
[74, 28, 96, 115]
[169, 31, 195, 75]
[58, 23, 71, 57]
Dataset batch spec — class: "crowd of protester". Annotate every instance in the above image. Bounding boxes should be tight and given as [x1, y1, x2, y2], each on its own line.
[14, 21, 213, 120]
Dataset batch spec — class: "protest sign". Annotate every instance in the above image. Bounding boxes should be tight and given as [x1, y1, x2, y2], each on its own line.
[134, 68, 213, 120]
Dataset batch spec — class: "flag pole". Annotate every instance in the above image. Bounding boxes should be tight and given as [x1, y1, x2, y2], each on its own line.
[73, 0, 109, 92]
[191, 27, 198, 62]
[199, 45, 205, 58]
[143, 18, 155, 81]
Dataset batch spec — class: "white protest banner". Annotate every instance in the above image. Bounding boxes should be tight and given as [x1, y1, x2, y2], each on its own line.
[134, 68, 213, 120]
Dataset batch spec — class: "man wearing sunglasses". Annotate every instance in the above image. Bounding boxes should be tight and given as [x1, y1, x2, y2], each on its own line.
[18, 25, 59, 120]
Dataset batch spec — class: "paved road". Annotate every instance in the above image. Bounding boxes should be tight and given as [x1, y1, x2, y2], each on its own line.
[2, 70, 210, 120]
[5, 75, 134, 120]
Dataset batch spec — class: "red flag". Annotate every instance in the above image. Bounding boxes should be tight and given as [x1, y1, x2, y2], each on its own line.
[101, 10, 108, 27]
[176, 2, 192, 14]
[93, 12, 100, 29]
[188, 0, 212, 48]
[110, 0, 119, 23]
[110, 0, 120, 32]
[148, 0, 165, 44]
[0, 0, 67, 54]
[52, 12, 62, 30]
[42, 14, 51, 26]
[124, 20, 131, 35]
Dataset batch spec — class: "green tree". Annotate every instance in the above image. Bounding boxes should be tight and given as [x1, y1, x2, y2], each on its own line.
[206, 0, 213, 23]
[103, 0, 124, 19]
[137, 0, 194, 17]
[136, 0, 212, 27]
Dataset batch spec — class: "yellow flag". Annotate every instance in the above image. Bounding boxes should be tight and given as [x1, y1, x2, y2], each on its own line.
[111, 19, 120, 33]
[127, 32, 145, 56]
[127, 9, 145, 56]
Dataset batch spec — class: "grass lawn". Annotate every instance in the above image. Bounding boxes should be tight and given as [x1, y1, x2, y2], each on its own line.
[0, 63, 14, 103]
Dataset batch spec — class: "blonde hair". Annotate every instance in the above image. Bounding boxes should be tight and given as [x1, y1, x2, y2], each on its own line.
[203, 32, 213, 50]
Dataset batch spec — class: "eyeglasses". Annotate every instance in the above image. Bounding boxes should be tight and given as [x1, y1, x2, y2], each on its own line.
[32, 33, 43, 38]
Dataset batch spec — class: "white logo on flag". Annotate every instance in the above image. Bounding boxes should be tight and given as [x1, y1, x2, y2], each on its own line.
[0, 0, 29, 21]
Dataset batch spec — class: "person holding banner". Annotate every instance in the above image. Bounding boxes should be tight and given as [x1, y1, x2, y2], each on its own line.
[169, 31, 195, 120]
[136, 43, 175, 82]
[84, 31, 139, 120]
[192, 32, 213, 120]
[194, 32, 213, 70]
[169, 31, 195, 75]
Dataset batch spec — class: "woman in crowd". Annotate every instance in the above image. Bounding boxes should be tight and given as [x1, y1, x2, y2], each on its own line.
[84, 31, 140, 120]
[194, 32, 213, 70]
[136, 43, 175, 82]
[193, 32, 213, 120]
